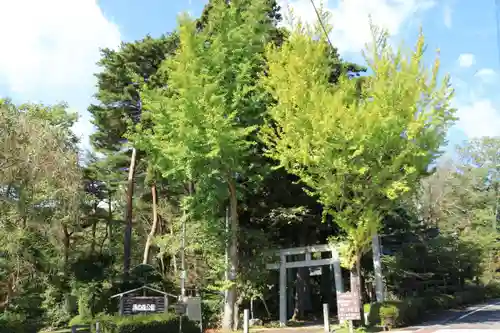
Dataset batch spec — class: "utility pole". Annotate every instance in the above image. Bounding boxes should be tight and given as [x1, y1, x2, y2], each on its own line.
[180, 210, 186, 298]
[224, 206, 229, 299]
[372, 233, 384, 302]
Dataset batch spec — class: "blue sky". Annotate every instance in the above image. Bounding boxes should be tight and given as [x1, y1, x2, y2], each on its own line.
[0, 0, 499, 153]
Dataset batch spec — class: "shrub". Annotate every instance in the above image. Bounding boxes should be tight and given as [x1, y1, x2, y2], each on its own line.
[95, 313, 199, 333]
[379, 303, 400, 330]
[0, 313, 40, 333]
[484, 282, 500, 299]
[69, 314, 92, 326]
[364, 303, 380, 326]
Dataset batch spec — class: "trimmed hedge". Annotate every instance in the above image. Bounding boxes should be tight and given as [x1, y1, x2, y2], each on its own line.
[94, 313, 199, 333]
[0, 317, 39, 333]
[364, 284, 500, 329]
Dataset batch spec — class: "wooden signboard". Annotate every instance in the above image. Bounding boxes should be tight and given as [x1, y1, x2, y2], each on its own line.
[122, 296, 166, 315]
[336, 292, 361, 321]
[185, 296, 202, 322]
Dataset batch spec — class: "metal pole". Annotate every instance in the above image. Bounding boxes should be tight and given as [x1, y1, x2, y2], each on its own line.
[372, 233, 384, 302]
[323, 303, 329, 333]
[224, 206, 229, 281]
[224, 205, 229, 307]
[181, 209, 186, 298]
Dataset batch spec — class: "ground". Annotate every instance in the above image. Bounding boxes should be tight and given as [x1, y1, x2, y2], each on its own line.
[394, 298, 500, 332]
[242, 298, 500, 333]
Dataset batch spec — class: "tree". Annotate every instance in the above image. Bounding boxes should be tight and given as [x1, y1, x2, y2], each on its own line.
[89, 34, 179, 275]
[130, 0, 276, 329]
[418, 138, 500, 282]
[260, 16, 456, 312]
[0, 100, 81, 326]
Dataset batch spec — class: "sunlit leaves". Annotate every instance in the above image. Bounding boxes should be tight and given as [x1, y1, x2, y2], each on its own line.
[261, 17, 457, 264]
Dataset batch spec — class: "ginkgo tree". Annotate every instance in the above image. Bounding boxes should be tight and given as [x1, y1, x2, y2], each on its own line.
[260, 16, 457, 309]
[130, 0, 274, 330]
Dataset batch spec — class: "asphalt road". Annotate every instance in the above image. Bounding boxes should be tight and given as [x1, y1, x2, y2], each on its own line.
[398, 298, 500, 332]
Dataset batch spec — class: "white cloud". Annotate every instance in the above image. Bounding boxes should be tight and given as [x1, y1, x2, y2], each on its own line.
[475, 68, 496, 82]
[0, 0, 121, 149]
[455, 99, 500, 138]
[457, 53, 475, 68]
[281, 0, 436, 54]
[443, 4, 452, 28]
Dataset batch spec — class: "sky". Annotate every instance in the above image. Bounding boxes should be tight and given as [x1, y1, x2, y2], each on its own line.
[0, 0, 499, 153]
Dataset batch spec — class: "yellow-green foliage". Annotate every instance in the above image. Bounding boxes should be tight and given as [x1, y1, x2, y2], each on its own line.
[260, 15, 457, 265]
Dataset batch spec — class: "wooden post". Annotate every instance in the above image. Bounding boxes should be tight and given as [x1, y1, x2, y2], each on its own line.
[119, 296, 124, 315]
[243, 309, 249, 333]
[348, 320, 354, 333]
[323, 303, 329, 333]
[279, 252, 287, 327]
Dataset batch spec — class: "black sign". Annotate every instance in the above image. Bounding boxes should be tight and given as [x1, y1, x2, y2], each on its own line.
[337, 292, 361, 321]
[173, 302, 187, 315]
[123, 296, 166, 315]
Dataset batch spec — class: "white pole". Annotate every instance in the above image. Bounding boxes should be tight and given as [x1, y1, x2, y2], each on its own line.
[372, 233, 384, 302]
[323, 303, 329, 333]
[243, 309, 250, 333]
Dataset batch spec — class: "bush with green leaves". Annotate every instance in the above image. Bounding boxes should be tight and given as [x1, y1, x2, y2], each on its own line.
[95, 313, 199, 333]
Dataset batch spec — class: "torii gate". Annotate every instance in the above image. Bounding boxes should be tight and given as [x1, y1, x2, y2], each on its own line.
[266, 244, 344, 327]
[266, 241, 384, 327]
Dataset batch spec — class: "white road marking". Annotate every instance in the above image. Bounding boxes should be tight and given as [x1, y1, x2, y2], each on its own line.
[455, 300, 500, 321]
[411, 300, 500, 332]
[434, 328, 500, 333]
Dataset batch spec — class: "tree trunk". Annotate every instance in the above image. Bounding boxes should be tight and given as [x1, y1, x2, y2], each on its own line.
[143, 184, 158, 264]
[62, 225, 71, 269]
[91, 201, 97, 254]
[171, 223, 177, 274]
[108, 191, 113, 253]
[372, 233, 384, 302]
[123, 147, 137, 277]
[91, 221, 97, 254]
[293, 266, 312, 320]
[233, 296, 242, 331]
[222, 179, 239, 331]
[350, 253, 364, 327]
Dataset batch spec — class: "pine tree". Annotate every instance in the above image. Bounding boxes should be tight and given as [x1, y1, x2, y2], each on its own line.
[89, 34, 179, 275]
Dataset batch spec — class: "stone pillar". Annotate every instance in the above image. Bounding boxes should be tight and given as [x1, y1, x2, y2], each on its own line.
[331, 248, 344, 294]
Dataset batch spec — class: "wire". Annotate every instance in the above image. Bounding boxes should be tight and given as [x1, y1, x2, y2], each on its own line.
[308, 0, 335, 51]
[495, 0, 500, 67]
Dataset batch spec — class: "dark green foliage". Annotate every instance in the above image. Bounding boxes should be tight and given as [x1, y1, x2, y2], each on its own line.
[381, 206, 483, 298]
[365, 285, 500, 328]
[97, 314, 199, 333]
[89, 34, 179, 152]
